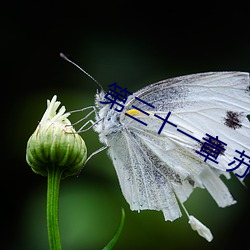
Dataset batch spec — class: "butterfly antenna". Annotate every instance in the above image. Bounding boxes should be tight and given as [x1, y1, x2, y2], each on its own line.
[60, 53, 104, 92]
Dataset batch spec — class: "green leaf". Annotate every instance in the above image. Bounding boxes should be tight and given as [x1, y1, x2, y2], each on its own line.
[247, 114, 250, 122]
[102, 208, 125, 250]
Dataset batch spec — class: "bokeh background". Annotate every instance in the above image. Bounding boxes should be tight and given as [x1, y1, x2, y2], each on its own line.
[2, 1, 250, 250]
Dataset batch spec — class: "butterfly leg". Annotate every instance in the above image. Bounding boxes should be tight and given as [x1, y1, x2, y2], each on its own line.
[68, 106, 100, 132]
[76, 119, 96, 132]
[85, 145, 108, 165]
[70, 106, 96, 125]
[77, 145, 108, 176]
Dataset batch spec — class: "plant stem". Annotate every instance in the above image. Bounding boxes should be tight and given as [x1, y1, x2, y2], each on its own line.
[47, 165, 63, 250]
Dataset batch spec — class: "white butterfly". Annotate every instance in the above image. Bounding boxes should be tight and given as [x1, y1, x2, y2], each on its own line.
[90, 72, 250, 241]
[60, 53, 250, 242]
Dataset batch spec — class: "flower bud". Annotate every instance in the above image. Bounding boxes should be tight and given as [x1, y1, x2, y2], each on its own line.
[26, 95, 87, 178]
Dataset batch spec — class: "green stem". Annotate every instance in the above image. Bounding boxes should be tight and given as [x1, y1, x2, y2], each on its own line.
[47, 165, 63, 250]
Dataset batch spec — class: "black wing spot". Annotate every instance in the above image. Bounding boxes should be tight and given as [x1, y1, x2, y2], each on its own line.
[224, 111, 243, 130]
[246, 85, 250, 95]
[247, 115, 250, 122]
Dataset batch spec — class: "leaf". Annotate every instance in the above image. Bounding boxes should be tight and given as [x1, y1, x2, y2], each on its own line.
[102, 208, 125, 250]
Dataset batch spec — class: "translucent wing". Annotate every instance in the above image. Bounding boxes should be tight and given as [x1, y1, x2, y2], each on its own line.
[106, 72, 249, 221]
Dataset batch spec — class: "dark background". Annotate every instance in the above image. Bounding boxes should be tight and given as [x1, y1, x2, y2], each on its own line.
[2, 1, 250, 250]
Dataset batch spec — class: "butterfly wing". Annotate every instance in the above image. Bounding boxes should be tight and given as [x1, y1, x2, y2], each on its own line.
[105, 72, 249, 221]
[123, 72, 250, 175]
[107, 127, 183, 221]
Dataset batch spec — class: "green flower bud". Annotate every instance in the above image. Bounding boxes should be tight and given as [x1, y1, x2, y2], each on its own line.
[26, 95, 87, 178]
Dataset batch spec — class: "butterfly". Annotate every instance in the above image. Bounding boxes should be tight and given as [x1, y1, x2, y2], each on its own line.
[92, 72, 250, 241]
[61, 55, 250, 241]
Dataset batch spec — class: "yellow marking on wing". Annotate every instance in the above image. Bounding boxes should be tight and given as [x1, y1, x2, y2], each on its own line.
[126, 109, 142, 116]
[126, 109, 153, 116]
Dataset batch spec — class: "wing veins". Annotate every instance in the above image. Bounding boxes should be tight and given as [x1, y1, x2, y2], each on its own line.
[123, 131, 142, 206]
[127, 129, 177, 209]
[124, 130, 152, 208]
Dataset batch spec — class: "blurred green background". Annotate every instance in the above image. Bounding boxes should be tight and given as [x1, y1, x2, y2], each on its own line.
[2, 1, 250, 250]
